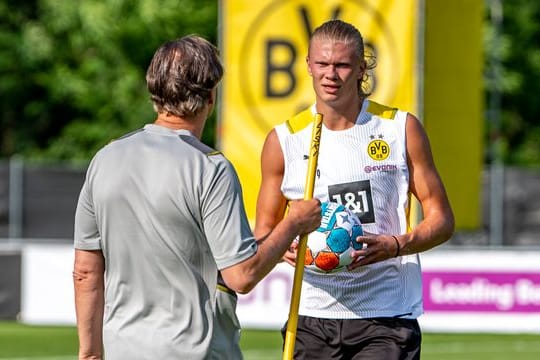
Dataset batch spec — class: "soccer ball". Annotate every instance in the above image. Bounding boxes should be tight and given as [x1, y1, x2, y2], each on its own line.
[303, 201, 363, 274]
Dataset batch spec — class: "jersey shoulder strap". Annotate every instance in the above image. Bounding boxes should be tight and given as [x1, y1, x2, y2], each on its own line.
[284, 107, 313, 134]
[366, 100, 399, 120]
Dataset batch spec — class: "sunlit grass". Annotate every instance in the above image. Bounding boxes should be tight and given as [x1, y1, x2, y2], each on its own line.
[1, 322, 539, 360]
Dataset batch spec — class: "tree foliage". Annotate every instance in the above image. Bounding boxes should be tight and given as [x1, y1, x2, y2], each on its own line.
[0, 0, 218, 164]
[485, 0, 540, 166]
[1, 1, 540, 166]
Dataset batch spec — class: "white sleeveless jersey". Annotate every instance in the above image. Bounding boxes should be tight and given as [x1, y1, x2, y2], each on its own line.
[275, 99, 423, 319]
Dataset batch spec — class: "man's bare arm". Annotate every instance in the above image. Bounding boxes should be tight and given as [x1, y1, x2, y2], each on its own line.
[351, 113, 454, 266]
[73, 249, 105, 360]
[220, 130, 321, 294]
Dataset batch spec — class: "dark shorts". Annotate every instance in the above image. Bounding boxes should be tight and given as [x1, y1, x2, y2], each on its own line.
[281, 316, 422, 360]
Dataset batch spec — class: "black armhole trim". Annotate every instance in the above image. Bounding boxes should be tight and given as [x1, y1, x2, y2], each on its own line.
[109, 128, 144, 143]
[179, 134, 221, 156]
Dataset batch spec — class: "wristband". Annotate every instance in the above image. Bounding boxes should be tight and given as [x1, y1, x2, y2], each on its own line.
[392, 235, 401, 257]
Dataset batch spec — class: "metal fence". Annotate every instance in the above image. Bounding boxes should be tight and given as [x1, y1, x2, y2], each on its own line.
[0, 157, 539, 246]
[0, 158, 86, 242]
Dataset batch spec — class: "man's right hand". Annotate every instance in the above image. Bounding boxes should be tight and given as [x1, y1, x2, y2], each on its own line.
[287, 198, 321, 238]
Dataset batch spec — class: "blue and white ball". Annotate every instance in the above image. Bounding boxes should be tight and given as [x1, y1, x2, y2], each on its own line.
[303, 201, 363, 273]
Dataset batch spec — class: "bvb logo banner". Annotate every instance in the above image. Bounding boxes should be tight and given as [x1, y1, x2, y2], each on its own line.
[220, 0, 419, 221]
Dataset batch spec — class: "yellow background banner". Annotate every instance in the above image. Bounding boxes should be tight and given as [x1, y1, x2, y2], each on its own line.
[219, 0, 419, 223]
[423, 0, 484, 230]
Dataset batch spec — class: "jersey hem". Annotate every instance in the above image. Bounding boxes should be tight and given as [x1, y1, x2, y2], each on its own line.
[298, 308, 423, 320]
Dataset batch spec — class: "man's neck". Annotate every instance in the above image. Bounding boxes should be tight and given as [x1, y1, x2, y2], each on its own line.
[154, 112, 204, 138]
[316, 96, 364, 130]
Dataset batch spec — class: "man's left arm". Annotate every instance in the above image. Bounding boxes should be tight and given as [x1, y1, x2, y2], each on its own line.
[397, 113, 455, 255]
[351, 113, 454, 267]
[73, 249, 105, 360]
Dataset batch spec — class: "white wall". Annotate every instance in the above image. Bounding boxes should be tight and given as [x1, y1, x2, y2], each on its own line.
[21, 245, 540, 333]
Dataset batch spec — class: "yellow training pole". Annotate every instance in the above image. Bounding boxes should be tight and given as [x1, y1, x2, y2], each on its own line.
[283, 113, 323, 360]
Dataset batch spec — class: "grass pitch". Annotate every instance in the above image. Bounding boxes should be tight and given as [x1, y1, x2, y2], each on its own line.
[0, 322, 539, 359]
[0, 322, 78, 359]
[240, 330, 540, 360]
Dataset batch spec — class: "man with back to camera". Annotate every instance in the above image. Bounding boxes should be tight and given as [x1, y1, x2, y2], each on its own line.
[72, 34, 321, 360]
[254, 19, 455, 359]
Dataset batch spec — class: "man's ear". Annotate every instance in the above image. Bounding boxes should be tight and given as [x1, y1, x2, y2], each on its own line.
[306, 56, 312, 76]
[358, 59, 367, 80]
[208, 88, 216, 105]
